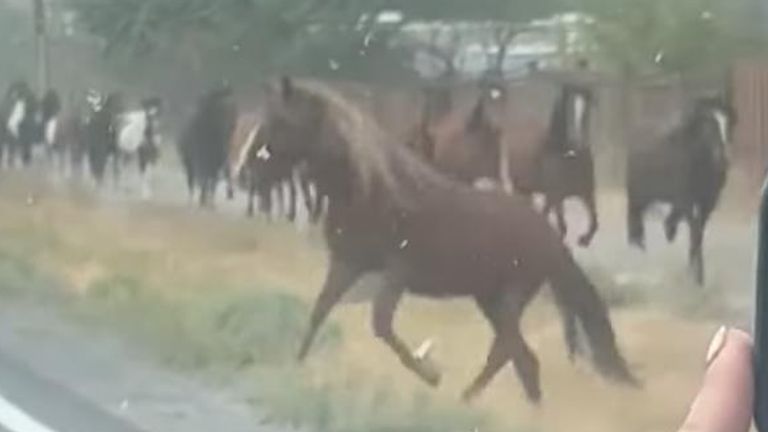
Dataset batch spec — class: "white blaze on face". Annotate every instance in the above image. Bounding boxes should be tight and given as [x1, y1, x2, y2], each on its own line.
[713, 109, 729, 144]
[572, 94, 586, 143]
[6, 100, 25, 138]
[234, 123, 261, 180]
[45, 118, 58, 147]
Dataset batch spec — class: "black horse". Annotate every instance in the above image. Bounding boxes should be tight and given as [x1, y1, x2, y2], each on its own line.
[516, 84, 599, 247]
[0, 80, 41, 167]
[627, 96, 735, 285]
[85, 91, 123, 185]
[178, 85, 237, 207]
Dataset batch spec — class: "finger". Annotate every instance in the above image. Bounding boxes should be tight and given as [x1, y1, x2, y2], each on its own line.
[679, 328, 753, 432]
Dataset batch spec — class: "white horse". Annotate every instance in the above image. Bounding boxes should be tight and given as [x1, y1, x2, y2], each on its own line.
[115, 97, 162, 199]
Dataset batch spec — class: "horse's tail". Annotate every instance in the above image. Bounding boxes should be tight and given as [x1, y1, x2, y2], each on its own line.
[550, 250, 639, 386]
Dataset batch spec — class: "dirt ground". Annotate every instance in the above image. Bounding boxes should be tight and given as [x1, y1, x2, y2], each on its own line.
[0, 160, 759, 432]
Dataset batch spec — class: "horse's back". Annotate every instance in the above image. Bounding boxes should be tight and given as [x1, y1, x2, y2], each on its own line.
[402, 187, 565, 293]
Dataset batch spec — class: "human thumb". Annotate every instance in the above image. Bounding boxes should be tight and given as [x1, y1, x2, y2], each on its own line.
[678, 327, 753, 432]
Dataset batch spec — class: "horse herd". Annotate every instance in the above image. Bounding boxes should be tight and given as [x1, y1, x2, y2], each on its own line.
[0, 75, 737, 402]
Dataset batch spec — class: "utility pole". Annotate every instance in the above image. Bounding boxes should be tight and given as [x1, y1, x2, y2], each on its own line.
[33, 0, 49, 94]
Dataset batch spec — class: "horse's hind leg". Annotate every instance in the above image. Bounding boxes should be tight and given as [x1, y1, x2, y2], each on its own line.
[688, 211, 705, 285]
[299, 258, 363, 361]
[628, 198, 647, 249]
[578, 192, 598, 247]
[287, 178, 297, 222]
[665, 207, 684, 243]
[372, 283, 441, 387]
[463, 288, 540, 403]
[555, 201, 568, 239]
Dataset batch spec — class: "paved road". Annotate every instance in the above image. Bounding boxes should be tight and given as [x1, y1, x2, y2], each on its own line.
[0, 347, 143, 432]
[0, 299, 291, 432]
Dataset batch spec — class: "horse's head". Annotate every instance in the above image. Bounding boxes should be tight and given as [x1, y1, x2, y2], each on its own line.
[41, 89, 61, 121]
[7, 80, 33, 101]
[103, 92, 124, 115]
[690, 96, 737, 163]
[561, 84, 595, 150]
[259, 77, 327, 175]
[141, 97, 163, 118]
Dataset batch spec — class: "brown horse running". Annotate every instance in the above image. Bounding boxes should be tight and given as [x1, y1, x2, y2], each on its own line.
[255, 77, 638, 402]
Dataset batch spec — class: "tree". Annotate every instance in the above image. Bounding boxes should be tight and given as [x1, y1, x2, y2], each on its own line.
[577, 0, 766, 79]
[64, 0, 569, 84]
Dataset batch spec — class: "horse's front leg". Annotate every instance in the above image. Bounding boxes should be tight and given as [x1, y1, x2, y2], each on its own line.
[665, 207, 684, 243]
[287, 177, 297, 222]
[688, 209, 705, 285]
[578, 192, 598, 247]
[373, 282, 441, 387]
[298, 258, 363, 360]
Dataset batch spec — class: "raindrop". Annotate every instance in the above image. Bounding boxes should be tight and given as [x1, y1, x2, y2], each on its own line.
[399, 239, 409, 249]
[512, 259, 520, 267]
[654, 51, 665, 64]
[490, 88, 502, 100]
[232, 44, 241, 52]
[701, 10, 713, 20]
[328, 59, 340, 71]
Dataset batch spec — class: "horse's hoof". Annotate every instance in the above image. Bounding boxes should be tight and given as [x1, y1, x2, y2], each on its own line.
[577, 236, 592, 248]
[416, 358, 441, 387]
[525, 387, 542, 405]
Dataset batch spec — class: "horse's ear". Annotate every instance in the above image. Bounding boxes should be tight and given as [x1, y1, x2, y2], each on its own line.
[280, 76, 294, 101]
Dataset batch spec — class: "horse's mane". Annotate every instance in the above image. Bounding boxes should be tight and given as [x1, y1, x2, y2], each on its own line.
[294, 80, 454, 206]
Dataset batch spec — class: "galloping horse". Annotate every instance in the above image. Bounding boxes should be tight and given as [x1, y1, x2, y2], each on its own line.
[519, 84, 599, 247]
[178, 85, 237, 207]
[256, 77, 637, 402]
[114, 97, 163, 198]
[0, 80, 41, 167]
[627, 96, 735, 285]
[85, 91, 123, 185]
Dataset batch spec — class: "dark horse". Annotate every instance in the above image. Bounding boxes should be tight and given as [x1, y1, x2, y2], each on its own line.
[0, 80, 42, 167]
[228, 115, 322, 221]
[85, 91, 124, 185]
[516, 84, 599, 247]
[408, 88, 503, 190]
[178, 85, 237, 207]
[256, 77, 637, 402]
[627, 96, 735, 285]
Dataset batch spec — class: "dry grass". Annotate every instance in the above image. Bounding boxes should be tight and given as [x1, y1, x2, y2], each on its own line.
[0, 170, 753, 432]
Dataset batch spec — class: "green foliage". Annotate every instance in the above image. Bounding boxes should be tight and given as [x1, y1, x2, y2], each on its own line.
[578, 0, 766, 76]
[63, 0, 568, 83]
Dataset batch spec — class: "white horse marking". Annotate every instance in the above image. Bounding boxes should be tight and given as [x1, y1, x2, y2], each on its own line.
[7, 100, 25, 138]
[713, 109, 729, 145]
[572, 94, 586, 144]
[117, 111, 149, 153]
[233, 122, 261, 179]
[44, 118, 58, 148]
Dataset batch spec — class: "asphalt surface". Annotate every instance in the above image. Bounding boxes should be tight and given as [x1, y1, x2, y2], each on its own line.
[0, 299, 291, 432]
